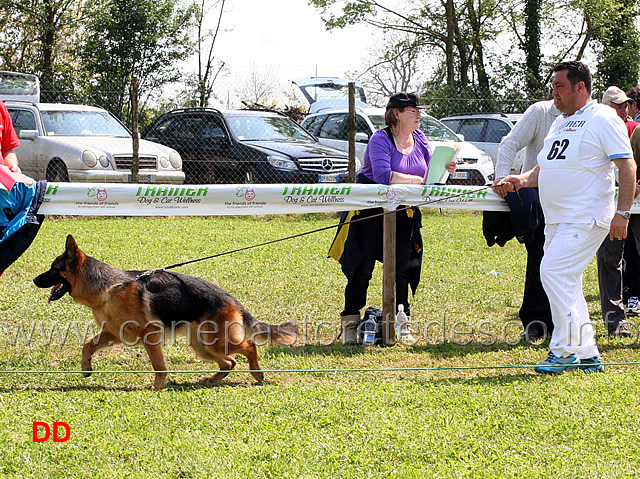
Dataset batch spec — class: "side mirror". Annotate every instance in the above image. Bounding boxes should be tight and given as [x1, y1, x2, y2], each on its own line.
[355, 132, 369, 143]
[18, 130, 38, 140]
[457, 133, 465, 141]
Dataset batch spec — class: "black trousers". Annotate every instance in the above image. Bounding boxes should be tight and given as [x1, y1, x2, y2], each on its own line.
[597, 215, 640, 330]
[519, 218, 554, 335]
[623, 227, 640, 302]
[342, 208, 416, 317]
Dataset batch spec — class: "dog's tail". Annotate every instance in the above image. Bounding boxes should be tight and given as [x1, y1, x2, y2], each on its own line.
[242, 308, 298, 346]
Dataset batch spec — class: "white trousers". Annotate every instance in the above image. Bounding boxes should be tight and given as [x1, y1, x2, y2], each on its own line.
[541, 221, 609, 359]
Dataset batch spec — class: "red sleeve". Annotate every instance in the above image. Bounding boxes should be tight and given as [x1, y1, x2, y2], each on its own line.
[0, 101, 20, 163]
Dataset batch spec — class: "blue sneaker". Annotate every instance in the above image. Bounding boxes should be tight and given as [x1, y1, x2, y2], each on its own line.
[534, 352, 579, 375]
[578, 356, 605, 373]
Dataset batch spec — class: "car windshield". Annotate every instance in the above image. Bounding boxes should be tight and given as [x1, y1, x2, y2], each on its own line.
[41, 110, 131, 137]
[298, 83, 367, 105]
[368, 114, 387, 131]
[226, 115, 316, 141]
[367, 114, 458, 141]
[420, 116, 460, 141]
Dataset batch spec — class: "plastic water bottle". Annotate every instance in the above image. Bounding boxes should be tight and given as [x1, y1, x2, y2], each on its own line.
[395, 304, 410, 342]
[362, 315, 377, 346]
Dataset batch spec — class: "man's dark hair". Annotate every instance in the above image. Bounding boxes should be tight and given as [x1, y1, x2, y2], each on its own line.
[554, 61, 592, 94]
[627, 86, 640, 108]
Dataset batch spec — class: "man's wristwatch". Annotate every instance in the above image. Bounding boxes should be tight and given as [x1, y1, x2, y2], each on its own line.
[616, 210, 631, 219]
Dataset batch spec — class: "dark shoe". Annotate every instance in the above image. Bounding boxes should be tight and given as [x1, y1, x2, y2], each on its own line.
[578, 356, 604, 373]
[608, 322, 632, 338]
[521, 328, 546, 341]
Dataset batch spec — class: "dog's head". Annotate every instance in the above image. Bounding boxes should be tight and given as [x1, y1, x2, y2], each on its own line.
[34, 234, 84, 302]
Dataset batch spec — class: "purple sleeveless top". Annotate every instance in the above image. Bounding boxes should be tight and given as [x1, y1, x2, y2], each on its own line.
[360, 128, 432, 185]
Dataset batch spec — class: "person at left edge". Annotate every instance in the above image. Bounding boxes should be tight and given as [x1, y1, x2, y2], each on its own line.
[328, 92, 457, 345]
[0, 99, 20, 173]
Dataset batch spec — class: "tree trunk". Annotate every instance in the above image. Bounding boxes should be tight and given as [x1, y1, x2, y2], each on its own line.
[444, 0, 456, 87]
[466, 0, 491, 94]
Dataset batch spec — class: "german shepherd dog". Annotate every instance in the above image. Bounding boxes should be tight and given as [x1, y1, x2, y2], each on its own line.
[33, 235, 298, 389]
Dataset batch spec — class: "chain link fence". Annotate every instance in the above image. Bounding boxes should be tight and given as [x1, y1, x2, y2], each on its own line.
[3, 76, 542, 186]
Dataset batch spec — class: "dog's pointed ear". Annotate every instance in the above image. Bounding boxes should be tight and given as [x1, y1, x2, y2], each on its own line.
[64, 234, 80, 265]
[65, 234, 77, 252]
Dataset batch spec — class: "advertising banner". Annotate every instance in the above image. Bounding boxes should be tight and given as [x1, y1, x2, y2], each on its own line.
[38, 183, 510, 216]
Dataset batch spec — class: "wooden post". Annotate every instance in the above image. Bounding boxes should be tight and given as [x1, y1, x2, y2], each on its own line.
[382, 209, 396, 346]
[130, 76, 140, 183]
[348, 82, 356, 183]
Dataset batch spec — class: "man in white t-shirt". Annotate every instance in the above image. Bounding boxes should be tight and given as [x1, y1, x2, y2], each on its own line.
[498, 62, 636, 374]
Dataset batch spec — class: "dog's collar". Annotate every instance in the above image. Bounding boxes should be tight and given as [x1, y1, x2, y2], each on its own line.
[136, 268, 165, 280]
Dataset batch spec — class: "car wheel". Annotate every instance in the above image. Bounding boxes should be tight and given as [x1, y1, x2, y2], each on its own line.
[46, 160, 69, 182]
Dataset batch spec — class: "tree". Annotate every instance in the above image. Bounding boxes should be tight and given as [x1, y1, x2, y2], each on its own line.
[191, 0, 227, 107]
[0, 0, 84, 97]
[349, 32, 428, 106]
[591, 0, 640, 90]
[523, 0, 542, 96]
[78, 0, 196, 121]
[235, 64, 279, 105]
[309, 0, 501, 95]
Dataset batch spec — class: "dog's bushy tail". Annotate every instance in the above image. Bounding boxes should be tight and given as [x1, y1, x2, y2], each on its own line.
[242, 309, 298, 346]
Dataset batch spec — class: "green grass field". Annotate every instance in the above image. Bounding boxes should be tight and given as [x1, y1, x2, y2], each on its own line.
[1, 211, 640, 478]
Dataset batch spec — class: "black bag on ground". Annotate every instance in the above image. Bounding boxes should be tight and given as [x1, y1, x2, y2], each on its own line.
[358, 306, 383, 345]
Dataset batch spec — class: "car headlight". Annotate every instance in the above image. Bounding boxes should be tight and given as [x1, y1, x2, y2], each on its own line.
[479, 151, 492, 165]
[99, 156, 109, 168]
[268, 155, 297, 170]
[159, 156, 169, 168]
[169, 152, 182, 169]
[82, 150, 98, 168]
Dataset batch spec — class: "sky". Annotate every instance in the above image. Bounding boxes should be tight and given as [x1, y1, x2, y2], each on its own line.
[199, 0, 373, 106]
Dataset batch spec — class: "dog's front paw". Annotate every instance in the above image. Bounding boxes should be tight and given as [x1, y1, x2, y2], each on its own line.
[199, 375, 218, 383]
[151, 374, 167, 390]
[81, 359, 92, 377]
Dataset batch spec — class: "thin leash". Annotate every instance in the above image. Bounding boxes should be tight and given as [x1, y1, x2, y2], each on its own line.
[137, 184, 495, 278]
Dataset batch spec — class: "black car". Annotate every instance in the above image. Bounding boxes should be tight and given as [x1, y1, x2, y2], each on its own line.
[142, 108, 350, 184]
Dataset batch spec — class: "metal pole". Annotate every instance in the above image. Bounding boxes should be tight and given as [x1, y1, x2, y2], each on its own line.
[348, 82, 356, 183]
[382, 210, 396, 346]
[130, 77, 140, 183]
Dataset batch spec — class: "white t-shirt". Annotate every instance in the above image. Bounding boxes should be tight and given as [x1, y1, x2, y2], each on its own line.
[537, 100, 633, 227]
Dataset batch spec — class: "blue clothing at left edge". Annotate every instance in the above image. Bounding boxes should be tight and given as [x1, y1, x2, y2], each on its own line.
[0, 180, 46, 273]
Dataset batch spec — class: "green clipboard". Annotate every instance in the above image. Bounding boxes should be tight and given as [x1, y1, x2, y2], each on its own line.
[424, 145, 459, 184]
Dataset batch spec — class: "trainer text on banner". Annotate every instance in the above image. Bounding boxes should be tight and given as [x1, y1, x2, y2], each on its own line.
[36, 182, 568, 216]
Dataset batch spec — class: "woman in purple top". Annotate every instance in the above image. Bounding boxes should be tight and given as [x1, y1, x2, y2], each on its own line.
[329, 92, 457, 345]
[360, 110, 432, 185]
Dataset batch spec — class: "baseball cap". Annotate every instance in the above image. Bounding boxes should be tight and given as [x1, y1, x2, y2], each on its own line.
[602, 86, 632, 105]
[387, 92, 427, 109]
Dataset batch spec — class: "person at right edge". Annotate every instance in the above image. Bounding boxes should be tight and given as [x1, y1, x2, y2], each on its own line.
[595, 86, 640, 337]
[493, 99, 560, 340]
[498, 61, 636, 374]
